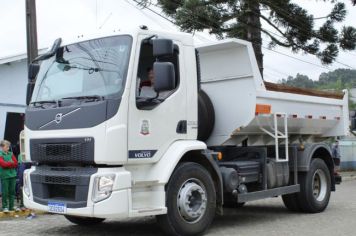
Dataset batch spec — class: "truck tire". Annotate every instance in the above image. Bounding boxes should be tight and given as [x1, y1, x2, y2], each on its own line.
[282, 175, 301, 212]
[297, 158, 331, 213]
[64, 215, 105, 226]
[282, 193, 301, 212]
[157, 162, 216, 236]
[198, 90, 215, 141]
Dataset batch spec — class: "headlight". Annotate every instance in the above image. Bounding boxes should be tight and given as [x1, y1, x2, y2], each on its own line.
[19, 130, 27, 161]
[23, 171, 31, 197]
[92, 174, 116, 203]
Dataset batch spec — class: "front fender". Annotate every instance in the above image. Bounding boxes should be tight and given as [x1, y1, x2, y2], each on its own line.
[146, 140, 207, 184]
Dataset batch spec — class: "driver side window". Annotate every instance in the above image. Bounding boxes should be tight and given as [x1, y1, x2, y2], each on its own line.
[136, 40, 180, 110]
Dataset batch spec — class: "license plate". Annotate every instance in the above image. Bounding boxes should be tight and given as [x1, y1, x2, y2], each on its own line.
[48, 202, 67, 214]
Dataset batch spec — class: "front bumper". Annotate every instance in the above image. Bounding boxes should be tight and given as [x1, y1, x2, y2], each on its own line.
[24, 167, 131, 218]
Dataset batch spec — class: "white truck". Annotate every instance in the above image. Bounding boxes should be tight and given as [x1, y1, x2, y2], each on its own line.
[22, 27, 346, 235]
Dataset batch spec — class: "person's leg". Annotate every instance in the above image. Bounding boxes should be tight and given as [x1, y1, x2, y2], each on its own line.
[9, 177, 16, 210]
[20, 187, 25, 208]
[1, 178, 9, 210]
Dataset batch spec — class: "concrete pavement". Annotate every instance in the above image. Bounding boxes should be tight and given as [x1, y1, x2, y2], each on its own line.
[0, 177, 355, 236]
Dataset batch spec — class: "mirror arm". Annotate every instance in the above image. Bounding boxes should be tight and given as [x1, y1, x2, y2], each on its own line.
[143, 34, 157, 44]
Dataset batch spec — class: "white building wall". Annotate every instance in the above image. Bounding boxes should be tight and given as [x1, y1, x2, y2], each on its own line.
[339, 138, 356, 171]
[350, 88, 356, 103]
[0, 59, 27, 140]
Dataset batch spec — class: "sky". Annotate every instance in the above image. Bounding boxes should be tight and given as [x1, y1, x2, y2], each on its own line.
[0, 0, 355, 82]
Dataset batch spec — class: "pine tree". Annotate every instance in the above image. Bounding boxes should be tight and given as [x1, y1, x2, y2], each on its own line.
[138, 0, 356, 75]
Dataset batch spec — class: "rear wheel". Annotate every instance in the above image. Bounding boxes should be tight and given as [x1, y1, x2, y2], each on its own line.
[282, 175, 301, 212]
[297, 158, 331, 213]
[64, 215, 105, 226]
[157, 162, 216, 236]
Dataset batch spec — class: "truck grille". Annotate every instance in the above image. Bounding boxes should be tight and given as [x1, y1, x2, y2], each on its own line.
[30, 167, 92, 185]
[30, 166, 97, 208]
[30, 138, 94, 164]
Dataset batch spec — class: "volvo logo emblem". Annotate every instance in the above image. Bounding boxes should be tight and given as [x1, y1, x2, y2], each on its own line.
[39, 108, 81, 129]
[55, 113, 63, 124]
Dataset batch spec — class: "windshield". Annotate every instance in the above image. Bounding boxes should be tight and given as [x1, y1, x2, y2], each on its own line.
[31, 35, 132, 103]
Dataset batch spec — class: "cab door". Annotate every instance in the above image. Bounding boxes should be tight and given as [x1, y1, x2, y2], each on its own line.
[127, 36, 187, 163]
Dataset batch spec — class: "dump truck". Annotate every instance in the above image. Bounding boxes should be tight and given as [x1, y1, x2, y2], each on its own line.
[22, 27, 347, 235]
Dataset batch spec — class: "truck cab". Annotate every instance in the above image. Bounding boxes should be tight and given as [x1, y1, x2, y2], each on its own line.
[24, 28, 200, 217]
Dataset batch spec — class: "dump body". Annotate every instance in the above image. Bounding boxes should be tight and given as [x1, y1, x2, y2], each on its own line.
[197, 40, 349, 146]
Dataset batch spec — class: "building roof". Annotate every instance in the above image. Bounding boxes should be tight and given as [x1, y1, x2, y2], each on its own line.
[0, 0, 214, 66]
[0, 48, 48, 65]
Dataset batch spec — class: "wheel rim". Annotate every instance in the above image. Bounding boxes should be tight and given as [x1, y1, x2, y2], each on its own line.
[312, 169, 327, 201]
[177, 178, 207, 224]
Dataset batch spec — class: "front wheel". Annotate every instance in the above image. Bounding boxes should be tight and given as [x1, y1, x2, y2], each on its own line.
[157, 162, 216, 236]
[298, 158, 331, 213]
[64, 215, 105, 226]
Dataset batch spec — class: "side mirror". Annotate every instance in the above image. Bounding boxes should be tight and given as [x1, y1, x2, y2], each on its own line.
[153, 39, 174, 57]
[26, 81, 35, 105]
[27, 63, 40, 105]
[33, 38, 62, 63]
[154, 62, 176, 92]
[28, 63, 40, 81]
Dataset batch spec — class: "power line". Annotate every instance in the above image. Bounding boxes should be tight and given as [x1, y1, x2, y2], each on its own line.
[152, 0, 354, 69]
[249, 7, 356, 69]
[131, 0, 176, 25]
[263, 46, 331, 70]
[264, 66, 290, 77]
[264, 70, 285, 80]
[133, 1, 339, 71]
[258, 2, 356, 63]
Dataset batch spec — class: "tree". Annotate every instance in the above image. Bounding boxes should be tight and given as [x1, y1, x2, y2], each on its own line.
[279, 69, 356, 110]
[280, 69, 356, 90]
[138, 0, 356, 75]
[280, 74, 316, 89]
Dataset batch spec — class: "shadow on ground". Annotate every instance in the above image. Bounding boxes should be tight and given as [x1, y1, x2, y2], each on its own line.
[37, 202, 304, 236]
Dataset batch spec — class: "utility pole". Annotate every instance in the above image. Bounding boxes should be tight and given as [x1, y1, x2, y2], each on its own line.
[245, 0, 263, 78]
[26, 0, 38, 66]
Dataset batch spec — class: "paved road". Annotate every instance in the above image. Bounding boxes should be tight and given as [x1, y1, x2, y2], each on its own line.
[1, 179, 355, 236]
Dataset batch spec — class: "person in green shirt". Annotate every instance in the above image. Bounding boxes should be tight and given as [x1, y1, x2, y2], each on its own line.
[0, 140, 18, 212]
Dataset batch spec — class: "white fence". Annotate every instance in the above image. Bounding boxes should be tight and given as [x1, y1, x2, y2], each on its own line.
[340, 137, 356, 170]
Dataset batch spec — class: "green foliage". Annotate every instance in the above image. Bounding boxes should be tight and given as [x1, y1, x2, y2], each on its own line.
[318, 69, 356, 89]
[138, 0, 356, 70]
[280, 74, 316, 89]
[280, 69, 356, 90]
[279, 69, 356, 110]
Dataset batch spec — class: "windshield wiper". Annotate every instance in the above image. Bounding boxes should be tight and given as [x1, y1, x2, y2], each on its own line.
[61, 95, 104, 101]
[30, 100, 59, 108]
[61, 64, 104, 74]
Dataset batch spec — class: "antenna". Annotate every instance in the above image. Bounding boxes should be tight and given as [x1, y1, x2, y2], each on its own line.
[99, 12, 113, 29]
[95, 0, 98, 29]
